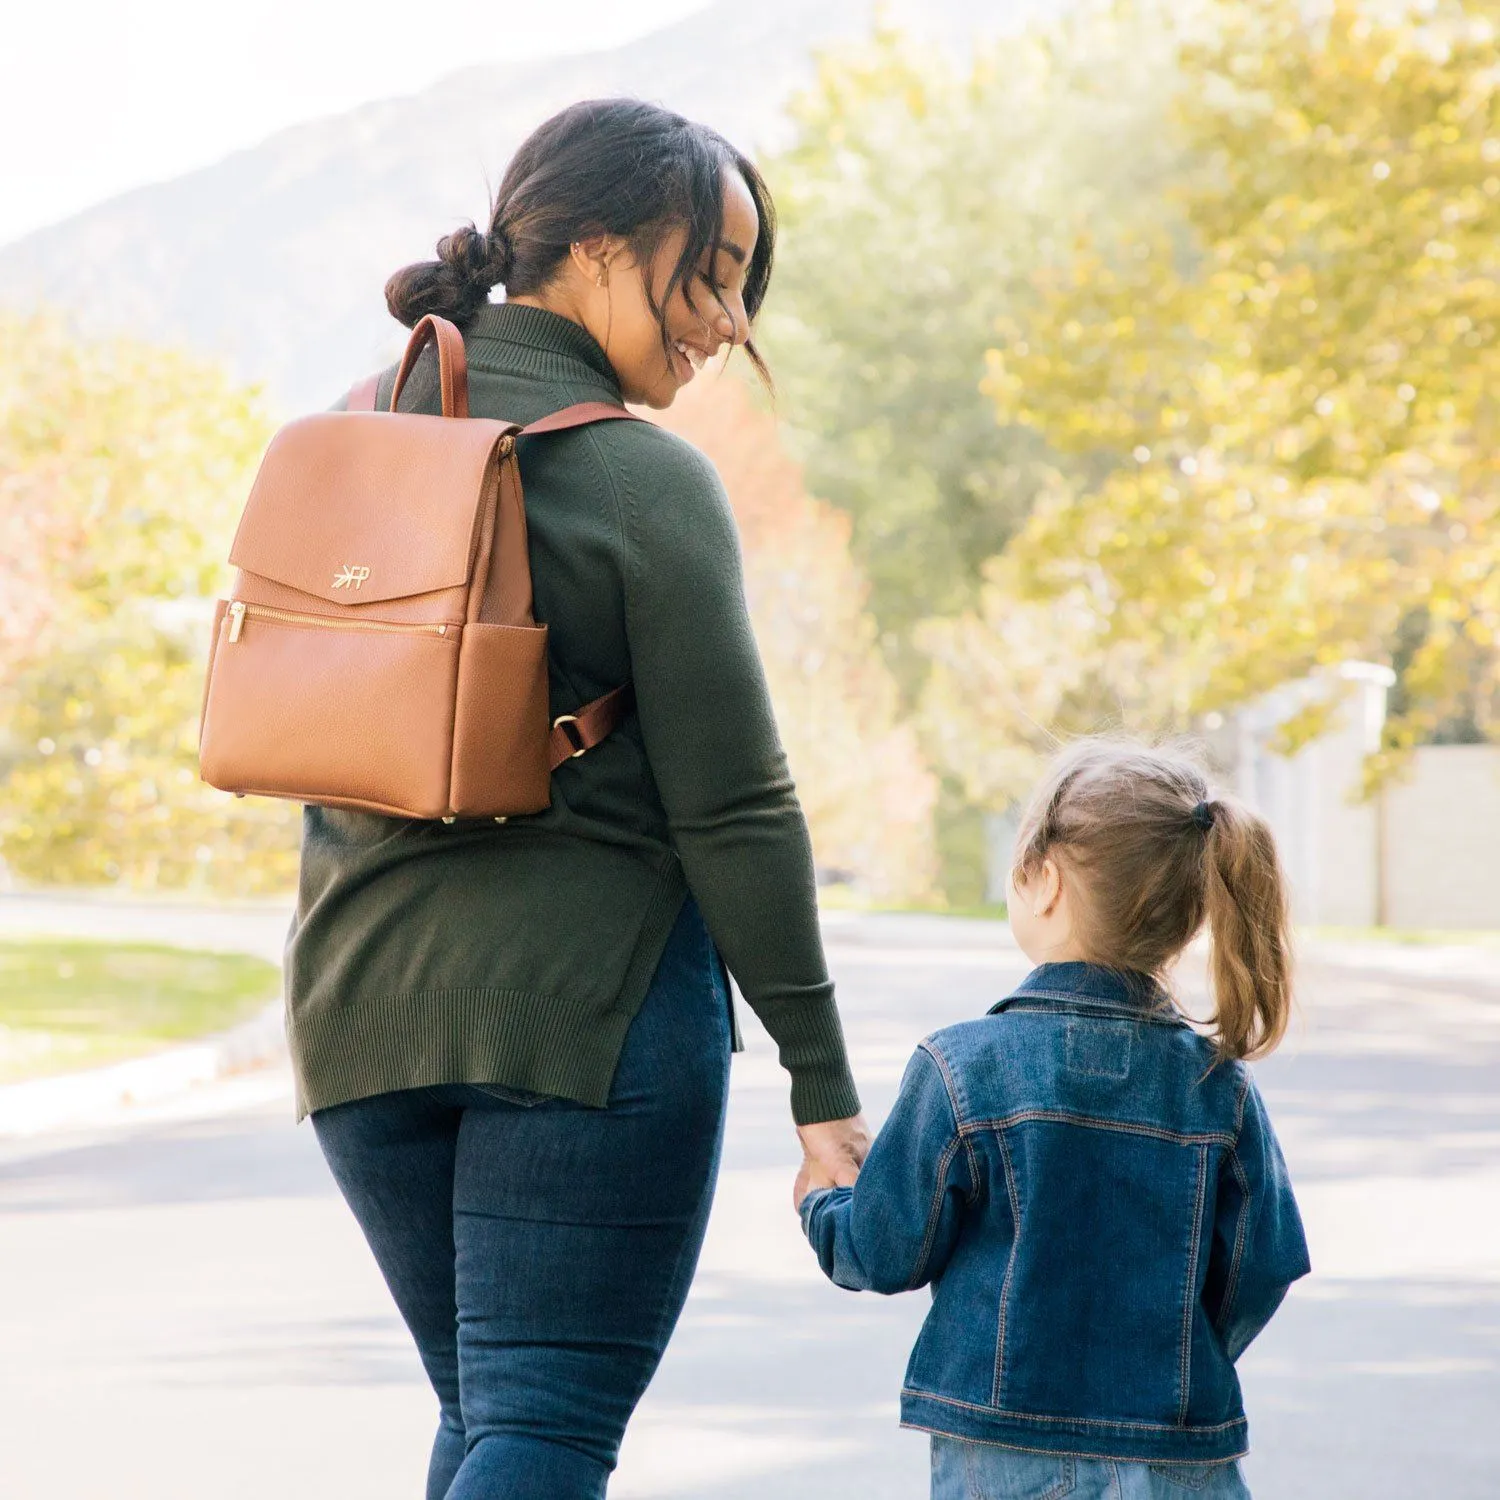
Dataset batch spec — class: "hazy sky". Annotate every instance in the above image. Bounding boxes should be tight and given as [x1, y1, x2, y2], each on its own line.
[0, 0, 715, 248]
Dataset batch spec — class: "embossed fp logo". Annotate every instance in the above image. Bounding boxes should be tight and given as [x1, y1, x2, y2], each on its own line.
[332, 565, 371, 590]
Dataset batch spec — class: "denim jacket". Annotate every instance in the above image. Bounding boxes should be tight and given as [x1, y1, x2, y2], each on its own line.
[800, 962, 1310, 1465]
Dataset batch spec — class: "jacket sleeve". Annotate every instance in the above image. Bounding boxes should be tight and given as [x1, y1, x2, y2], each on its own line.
[800, 1044, 974, 1293]
[616, 427, 859, 1126]
[1206, 1073, 1311, 1361]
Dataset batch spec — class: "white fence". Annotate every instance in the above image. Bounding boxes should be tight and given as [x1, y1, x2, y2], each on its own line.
[1237, 663, 1500, 930]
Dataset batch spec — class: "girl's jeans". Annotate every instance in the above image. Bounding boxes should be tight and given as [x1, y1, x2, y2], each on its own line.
[931, 1436, 1254, 1499]
[312, 897, 732, 1500]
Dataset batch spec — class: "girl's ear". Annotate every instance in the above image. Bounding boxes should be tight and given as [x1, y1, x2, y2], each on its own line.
[1034, 857, 1064, 918]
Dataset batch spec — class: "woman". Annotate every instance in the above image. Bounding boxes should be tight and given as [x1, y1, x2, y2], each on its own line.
[289, 98, 870, 1499]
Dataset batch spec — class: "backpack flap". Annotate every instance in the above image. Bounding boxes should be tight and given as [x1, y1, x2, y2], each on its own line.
[228, 409, 515, 610]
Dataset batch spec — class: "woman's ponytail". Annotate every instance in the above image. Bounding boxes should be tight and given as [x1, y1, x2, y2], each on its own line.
[384, 220, 512, 329]
[1201, 799, 1293, 1061]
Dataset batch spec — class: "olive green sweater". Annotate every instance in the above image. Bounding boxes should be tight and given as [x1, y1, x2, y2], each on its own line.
[284, 302, 860, 1127]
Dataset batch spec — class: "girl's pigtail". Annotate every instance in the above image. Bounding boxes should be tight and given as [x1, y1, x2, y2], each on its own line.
[1202, 799, 1293, 1061]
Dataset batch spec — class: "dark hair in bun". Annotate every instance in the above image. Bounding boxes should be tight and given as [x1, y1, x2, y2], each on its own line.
[385, 97, 776, 379]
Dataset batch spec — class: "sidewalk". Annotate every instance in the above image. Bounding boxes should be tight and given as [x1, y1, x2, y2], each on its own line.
[3, 889, 1499, 1139]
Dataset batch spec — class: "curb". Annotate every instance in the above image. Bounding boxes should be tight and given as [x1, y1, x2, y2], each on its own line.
[0, 1000, 287, 1138]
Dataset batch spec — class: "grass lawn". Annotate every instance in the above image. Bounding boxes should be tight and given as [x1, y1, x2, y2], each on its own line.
[0, 939, 280, 1085]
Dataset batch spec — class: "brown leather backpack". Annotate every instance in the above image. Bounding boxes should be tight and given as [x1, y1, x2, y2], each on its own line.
[198, 313, 634, 821]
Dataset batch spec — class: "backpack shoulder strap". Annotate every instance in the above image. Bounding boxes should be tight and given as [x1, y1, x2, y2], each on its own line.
[549, 684, 635, 771]
[526, 403, 640, 766]
[520, 402, 638, 437]
[342, 389, 632, 428]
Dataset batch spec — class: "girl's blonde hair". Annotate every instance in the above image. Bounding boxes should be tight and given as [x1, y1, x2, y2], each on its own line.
[1011, 739, 1292, 1062]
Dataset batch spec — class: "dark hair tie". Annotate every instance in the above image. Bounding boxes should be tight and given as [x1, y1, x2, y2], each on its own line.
[1191, 801, 1216, 832]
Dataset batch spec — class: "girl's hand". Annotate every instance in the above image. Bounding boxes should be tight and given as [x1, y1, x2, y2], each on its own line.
[793, 1154, 838, 1211]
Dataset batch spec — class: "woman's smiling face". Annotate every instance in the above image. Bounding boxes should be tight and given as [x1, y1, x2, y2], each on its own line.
[524, 169, 762, 409]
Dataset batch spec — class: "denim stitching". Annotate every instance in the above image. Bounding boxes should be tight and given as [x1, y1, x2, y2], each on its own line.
[1217, 1149, 1252, 1335]
[901, 1388, 1248, 1433]
[1179, 1144, 1208, 1425]
[961, 1111, 1234, 1148]
[992, 1127, 1022, 1408]
[911, 1136, 963, 1291]
[922, 1041, 983, 1196]
[899, 1422, 1250, 1464]
[900, 1386, 1242, 1434]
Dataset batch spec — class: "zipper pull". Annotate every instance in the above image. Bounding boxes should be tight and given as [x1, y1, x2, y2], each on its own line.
[228, 601, 246, 643]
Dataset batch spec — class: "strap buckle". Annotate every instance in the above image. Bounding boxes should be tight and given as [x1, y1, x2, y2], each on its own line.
[552, 714, 588, 759]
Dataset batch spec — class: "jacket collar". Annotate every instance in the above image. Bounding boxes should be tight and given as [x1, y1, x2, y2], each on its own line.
[463, 301, 622, 397]
[987, 961, 1175, 1019]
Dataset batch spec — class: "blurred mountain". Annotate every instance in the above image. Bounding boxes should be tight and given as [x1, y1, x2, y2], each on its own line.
[0, 0, 1051, 413]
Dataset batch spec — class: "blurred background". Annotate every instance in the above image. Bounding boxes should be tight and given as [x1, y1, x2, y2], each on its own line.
[1, 1, 1498, 1496]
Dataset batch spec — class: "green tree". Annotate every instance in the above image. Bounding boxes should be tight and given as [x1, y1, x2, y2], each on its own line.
[0, 311, 297, 891]
[760, 5, 1194, 686]
[762, 3, 1201, 895]
[929, 0, 1500, 805]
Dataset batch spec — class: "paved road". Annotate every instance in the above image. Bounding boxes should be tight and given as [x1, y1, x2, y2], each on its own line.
[0, 905, 1497, 1498]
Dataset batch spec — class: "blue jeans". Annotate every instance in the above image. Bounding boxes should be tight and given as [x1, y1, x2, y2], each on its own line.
[931, 1437, 1254, 1499]
[312, 897, 732, 1500]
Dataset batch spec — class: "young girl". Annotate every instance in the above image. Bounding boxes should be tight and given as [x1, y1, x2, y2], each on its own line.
[797, 739, 1310, 1499]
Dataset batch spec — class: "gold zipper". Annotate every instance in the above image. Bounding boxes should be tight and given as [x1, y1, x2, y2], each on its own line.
[226, 600, 450, 645]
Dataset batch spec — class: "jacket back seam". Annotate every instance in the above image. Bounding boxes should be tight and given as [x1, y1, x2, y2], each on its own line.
[992, 1127, 1022, 1408]
[1179, 1143, 1209, 1425]
[959, 1111, 1234, 1147]
[1217, 1147, 1253, 1334]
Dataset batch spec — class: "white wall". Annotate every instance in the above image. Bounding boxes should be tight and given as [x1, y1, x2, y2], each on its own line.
[1383, 745, 1500, 930]
[1235, 664, 1393, 928]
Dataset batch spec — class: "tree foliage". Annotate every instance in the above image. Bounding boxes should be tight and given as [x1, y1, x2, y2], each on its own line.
[655, 372, 939, 902]
[929, 0, 1500, 804]
[0, 311, 297, 891]
[759, 6, 1192, 686]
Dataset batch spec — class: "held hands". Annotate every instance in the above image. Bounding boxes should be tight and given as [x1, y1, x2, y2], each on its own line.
[792, 1113, 872, 1211]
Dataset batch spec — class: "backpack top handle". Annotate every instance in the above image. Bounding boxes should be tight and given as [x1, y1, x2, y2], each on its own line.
[388, 314, 470, 418]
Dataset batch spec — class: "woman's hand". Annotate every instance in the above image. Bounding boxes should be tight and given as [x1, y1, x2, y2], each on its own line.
[795, 1113, 872, 1191]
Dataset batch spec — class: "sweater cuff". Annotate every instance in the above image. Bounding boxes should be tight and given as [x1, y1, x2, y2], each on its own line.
[751, 992, 862, 1125]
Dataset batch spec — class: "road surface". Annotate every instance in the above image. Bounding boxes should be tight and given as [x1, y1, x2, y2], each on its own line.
[0, 902, 1496, 1497]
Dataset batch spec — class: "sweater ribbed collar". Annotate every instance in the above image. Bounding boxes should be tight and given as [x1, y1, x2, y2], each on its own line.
[463, 301, 621, 398]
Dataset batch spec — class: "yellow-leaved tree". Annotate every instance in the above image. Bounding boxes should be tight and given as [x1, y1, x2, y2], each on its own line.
[0, 311, 298, 891]
[925, 0, 1500, 806]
